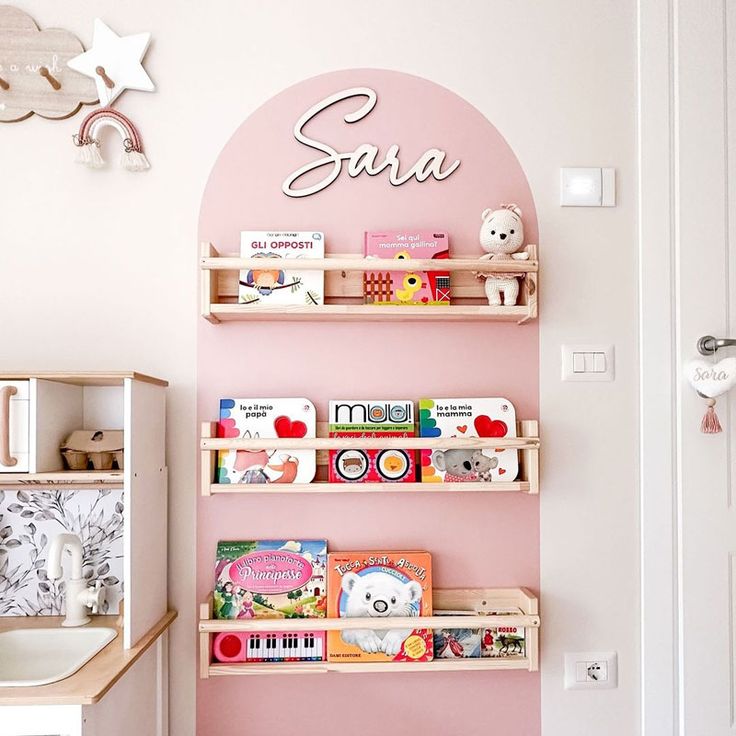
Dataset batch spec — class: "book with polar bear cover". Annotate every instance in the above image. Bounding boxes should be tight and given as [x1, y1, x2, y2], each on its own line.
[418, 398, 519, 483]
[216, 398, 316, 485]
[327, 551, 433, 662]
[238, 231, 324, 306]
[214, 540, 327, 620]
[363, 230, 450, 306]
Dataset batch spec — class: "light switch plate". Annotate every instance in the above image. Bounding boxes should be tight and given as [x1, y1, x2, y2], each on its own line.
[562, 344, 615, 381]
[564, 651, 618, 690]
[560, 167, 616, 207]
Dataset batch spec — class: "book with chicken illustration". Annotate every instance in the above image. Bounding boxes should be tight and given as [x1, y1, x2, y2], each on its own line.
[216, 398, 317, 485]
[363, 230, 450, 305]
[239, 231, 324, 306]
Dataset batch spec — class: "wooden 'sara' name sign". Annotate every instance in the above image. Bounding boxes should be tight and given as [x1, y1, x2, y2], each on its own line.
[282, 87, 461, 198]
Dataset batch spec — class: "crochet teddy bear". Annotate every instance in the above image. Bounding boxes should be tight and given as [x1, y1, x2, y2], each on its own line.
[477, 204, 529, 306]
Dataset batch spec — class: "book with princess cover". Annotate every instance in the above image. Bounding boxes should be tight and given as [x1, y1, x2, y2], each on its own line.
[216, 398, 317, 485]
[363, 230, 450, 305]
[214, 540, 327, 620]
[418, 398, 519, 483]
[239, 231, 324, 306]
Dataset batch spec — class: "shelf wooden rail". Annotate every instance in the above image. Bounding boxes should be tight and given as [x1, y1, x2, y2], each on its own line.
[200, 613, 541, 633]
[199, 587, 539, 677]
[200, 242, 538, 324]
[202, 436, 536, 452]
[202, 257, 536, 273]
[0, 470, 124, 489]
[200, 419, 539, 496]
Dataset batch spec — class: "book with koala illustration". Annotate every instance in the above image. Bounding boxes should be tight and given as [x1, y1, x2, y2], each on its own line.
[418, 398, 519, 483]
[363, 230, 450, 306]
[327, 551, 433, 662]
[214, 539, 327, 620]
[328, 400, 416, 483]
[216, 398, 317, 485]
[238, 231, 324, 306]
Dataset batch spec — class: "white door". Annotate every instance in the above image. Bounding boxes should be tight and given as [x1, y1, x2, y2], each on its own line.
[0, 380, 29, 474]
[677, 2, 736, 734]
[642, 1, 736, 735]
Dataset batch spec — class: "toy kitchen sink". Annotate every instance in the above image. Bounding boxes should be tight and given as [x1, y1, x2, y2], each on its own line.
[0, 371, 175, 736]
[0, 626, 117, 688]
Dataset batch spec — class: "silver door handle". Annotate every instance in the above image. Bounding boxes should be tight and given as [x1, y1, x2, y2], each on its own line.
[697, 335, 736, 355]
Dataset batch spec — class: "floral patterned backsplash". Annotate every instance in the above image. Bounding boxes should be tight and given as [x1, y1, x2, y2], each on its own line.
[0, 488, 124, 616]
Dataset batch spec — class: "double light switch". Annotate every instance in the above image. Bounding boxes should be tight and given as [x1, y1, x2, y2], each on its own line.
[572, 351, 606, 373]
[562, 344, 615, 381]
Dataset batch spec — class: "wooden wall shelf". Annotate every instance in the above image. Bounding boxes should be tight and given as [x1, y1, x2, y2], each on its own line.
[206, 658, 530, 675]
[200, 420, 539, 496]
[199, 588, 539, 676]
[200, 243, 538, 324]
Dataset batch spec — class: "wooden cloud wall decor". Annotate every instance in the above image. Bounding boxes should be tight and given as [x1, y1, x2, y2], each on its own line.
[0, 6, 98, 122]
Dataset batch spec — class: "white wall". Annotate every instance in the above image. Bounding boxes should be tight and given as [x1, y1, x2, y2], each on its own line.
[0, 2, 639, 734]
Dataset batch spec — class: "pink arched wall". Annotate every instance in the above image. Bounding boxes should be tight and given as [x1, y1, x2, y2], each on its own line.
[197, 69, 539, 736]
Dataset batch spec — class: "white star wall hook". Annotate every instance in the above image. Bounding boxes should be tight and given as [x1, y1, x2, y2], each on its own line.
[68, 19, 154, 106]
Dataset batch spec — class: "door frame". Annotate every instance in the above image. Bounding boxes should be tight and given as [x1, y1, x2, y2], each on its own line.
[639, 0, 680, 734]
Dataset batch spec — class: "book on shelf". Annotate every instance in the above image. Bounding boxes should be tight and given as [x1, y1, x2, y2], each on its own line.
[327, 550, 433, 662]
[363, 230, 450, 306]
[328, 400, 416, 483]
[418, 398, 519, 483]
[239, 231, 324, 306]
[216, 398, 317, 485]
[214, 539, 327, 620]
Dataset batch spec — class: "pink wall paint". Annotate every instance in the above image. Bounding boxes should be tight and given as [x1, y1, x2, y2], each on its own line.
[197, 69, 539, 736]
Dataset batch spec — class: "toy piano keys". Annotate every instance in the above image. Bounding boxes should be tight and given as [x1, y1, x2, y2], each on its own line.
[212, 630, 326, 663]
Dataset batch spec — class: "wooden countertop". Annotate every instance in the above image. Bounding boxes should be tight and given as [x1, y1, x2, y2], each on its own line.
[0, 610, 177, 706]
[0, 371, 168, 387]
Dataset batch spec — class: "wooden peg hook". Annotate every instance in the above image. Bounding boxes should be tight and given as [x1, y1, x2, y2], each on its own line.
[39, 66, 61, 90]
[95, 66, 115, 89]
[0, 76, 8, 91]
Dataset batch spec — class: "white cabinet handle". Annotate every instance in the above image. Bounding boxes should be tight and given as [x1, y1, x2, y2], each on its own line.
[0, 386, 18, 467]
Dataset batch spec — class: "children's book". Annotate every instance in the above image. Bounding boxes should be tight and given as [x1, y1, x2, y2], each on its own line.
[216, 398, 316, 485]
[328, 400, 415, 483]
[214, 540, 327, 620]
[433, 610, 482, 658]
[418, 398, 519, 483]
[481, 610, 526, 658]
[327, 551, 433, 662]
[239, 231, 324, 306]
[363, 230, 450, 305]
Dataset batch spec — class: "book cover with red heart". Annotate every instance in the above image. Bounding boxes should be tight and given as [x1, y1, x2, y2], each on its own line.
[418, 398, 519, 483]
[216, 398, 316, 485]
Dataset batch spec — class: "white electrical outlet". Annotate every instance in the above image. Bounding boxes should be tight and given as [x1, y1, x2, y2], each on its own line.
[564, 651, 618, 690]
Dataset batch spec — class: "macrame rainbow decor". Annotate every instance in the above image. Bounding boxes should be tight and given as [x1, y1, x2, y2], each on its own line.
[72, 107, 150, 172]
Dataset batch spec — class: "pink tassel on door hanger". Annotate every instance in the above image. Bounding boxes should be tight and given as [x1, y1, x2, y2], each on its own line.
[701, 398, 723, 434]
